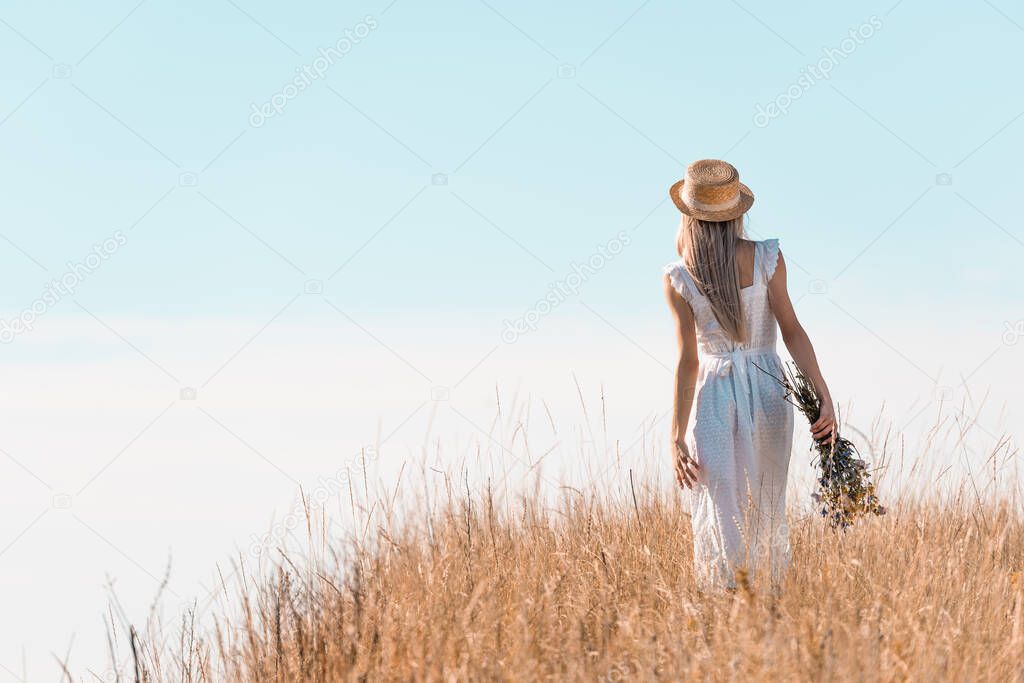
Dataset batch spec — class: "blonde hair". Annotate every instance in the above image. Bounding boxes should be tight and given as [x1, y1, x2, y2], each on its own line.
[676, 214, 747, 344]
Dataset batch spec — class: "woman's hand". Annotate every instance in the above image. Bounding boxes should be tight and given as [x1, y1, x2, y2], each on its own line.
[811, 396, 837, 445]
[673, 440, 700, 490]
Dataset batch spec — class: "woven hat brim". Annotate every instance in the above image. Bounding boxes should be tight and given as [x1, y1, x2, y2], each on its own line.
[669, 179, 754, 222]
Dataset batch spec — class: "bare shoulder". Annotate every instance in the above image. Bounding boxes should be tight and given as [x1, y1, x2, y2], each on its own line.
[738, 237, 777, 254]
[734, 239, 756, 286]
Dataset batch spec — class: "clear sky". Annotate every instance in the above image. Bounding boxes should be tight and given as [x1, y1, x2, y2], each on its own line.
[1, 0, 1023, 677]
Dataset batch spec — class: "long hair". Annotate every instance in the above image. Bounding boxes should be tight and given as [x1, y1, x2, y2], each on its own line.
[676, 214, 747, 344]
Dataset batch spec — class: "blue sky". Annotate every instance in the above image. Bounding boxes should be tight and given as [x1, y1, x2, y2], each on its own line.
[1, 0, 1023, 677]
[2, 0, 1022, 324]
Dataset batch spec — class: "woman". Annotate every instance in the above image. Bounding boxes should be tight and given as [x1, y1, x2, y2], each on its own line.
[663, 159, 835, 589]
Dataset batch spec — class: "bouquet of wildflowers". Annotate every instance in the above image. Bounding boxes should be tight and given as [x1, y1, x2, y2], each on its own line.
[757, 362, 885, 529]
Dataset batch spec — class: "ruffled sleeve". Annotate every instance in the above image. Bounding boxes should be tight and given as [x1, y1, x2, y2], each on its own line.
[760, 238, 781, 283]
[663, 261, 696, 308]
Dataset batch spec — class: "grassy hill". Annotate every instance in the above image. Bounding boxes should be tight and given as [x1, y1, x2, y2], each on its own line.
[112, 478, 1023, 681]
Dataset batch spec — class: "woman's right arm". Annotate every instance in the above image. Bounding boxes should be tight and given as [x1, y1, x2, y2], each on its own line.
[664, 274, 700, 488]
[766, 251, 837, 442]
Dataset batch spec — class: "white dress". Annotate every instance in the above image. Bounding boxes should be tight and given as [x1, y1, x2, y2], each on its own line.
[664, 239, 794, 588]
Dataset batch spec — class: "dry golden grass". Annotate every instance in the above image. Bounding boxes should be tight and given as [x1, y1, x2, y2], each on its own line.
[114, 478, 1024, 681]
[98, 394, 1022, 681]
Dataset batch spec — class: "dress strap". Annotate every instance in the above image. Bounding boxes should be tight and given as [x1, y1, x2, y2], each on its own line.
[758, 239, 781, 284]
[664, 261, 699, 309]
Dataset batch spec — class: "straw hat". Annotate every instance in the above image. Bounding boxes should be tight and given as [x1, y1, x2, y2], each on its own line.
[669, 159, 754, 222]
